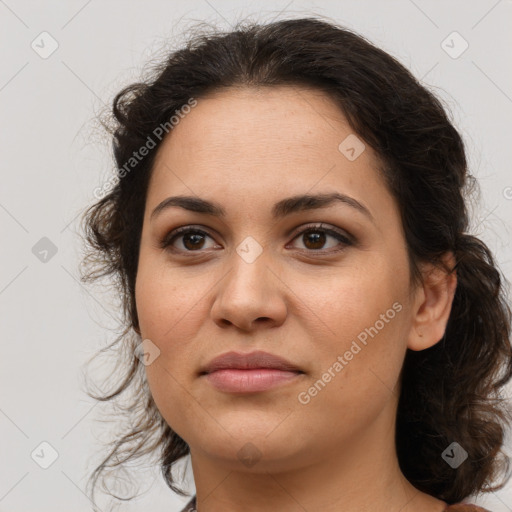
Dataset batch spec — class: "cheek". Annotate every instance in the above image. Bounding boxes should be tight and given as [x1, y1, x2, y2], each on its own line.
[299, 259, 408, 404]
[135, 254, 207, 341]
[144, 360, 203, 445]
[297, 310, 407, 441]
[303, 254, 405, 336]
[136, 266, 203, 439]
[134, 256, 211, 414]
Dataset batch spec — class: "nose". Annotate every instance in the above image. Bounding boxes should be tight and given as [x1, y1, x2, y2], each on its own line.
[210, 249, 288, 332]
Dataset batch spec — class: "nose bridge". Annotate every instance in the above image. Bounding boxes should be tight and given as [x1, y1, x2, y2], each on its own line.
[224, 237, 271, 300]
[211, 237, 287, 329]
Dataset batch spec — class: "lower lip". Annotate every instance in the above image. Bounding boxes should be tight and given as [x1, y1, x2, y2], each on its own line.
[203, 369, 303, 393]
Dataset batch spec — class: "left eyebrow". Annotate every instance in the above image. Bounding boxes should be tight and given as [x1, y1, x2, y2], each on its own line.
[150, 192, 375, 224]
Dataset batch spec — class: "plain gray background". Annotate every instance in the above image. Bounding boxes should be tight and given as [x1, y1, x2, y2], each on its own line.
[1, 0, 511, 511]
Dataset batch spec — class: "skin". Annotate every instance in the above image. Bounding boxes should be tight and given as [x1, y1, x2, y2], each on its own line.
[135, 85, 457, 512]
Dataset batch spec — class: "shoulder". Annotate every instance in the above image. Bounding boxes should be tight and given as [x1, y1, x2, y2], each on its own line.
[445, 504, 492, 512]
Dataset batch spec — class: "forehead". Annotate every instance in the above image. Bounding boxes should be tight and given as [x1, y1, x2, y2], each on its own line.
[153, 85, 366, 169]
[147, 85, 394, 222]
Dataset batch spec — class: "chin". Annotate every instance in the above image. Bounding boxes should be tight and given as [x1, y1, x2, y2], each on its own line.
[190, 424, 310, 473]
[211, 408, 296, 438]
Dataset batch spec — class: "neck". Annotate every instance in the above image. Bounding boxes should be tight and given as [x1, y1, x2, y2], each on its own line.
[187, 397, 447, 512]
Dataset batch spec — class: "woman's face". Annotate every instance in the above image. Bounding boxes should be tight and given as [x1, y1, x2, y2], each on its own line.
[135, 85, 423, 472]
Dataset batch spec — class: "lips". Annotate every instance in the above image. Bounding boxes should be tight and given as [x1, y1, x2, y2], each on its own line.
[199, 350, 304, 393]
[200, 350, 303, 375]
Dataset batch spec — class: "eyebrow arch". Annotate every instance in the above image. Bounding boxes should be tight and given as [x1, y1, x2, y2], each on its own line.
[150, 192, 375, 223]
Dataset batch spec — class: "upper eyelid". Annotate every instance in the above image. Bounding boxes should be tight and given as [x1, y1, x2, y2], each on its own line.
[162, 223, 353, 249]
[167, 223, 350, 239]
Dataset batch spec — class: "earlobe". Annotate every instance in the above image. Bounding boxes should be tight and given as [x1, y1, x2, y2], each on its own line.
[407, 252, 457, 352]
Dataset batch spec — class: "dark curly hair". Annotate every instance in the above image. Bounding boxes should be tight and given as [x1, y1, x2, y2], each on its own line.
[79, 15, 512, 510]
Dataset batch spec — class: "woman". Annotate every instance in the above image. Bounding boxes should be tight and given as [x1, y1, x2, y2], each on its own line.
[80, 16, 512, 512]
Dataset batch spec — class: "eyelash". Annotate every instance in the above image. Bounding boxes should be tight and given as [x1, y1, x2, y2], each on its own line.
[159, 223, 354, 256]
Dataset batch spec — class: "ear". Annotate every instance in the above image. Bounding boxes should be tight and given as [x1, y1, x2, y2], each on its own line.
[407, 252, 457, 351]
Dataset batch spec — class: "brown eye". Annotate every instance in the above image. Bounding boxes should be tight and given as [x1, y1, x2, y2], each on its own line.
[160, 227, 217, 252]
[289, 224, 353, 253]
[301, 230, 327, 250]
